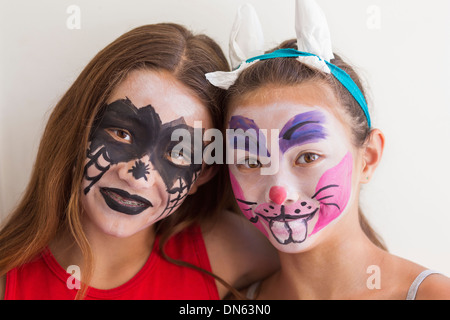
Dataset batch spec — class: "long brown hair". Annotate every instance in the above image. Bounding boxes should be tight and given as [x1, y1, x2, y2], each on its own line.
[0, 23, 235, 298]
[224, 39, 387, 251]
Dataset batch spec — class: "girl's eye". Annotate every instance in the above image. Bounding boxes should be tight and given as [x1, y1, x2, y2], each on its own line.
[166, 148, 191, 166]
[107, 129, 132, 143]
[296, 152, 320, 165]
[238, 157, 262, 170]
[246, 160, 261, 169]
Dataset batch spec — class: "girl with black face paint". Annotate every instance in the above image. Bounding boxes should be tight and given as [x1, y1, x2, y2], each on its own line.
[0, 23, 278, 300]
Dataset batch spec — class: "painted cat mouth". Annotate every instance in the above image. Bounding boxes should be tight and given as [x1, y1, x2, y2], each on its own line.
[100, 187, 152, 215]
[255, 207, 318, 245]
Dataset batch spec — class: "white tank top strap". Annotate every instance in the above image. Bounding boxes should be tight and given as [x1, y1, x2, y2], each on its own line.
[406, 269, 441, 300]
[246, 281, 262, 300]
[247, 270, 441, 299]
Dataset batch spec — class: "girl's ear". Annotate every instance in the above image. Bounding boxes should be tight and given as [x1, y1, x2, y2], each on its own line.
[188, 165, 219, 195]
[360, 128, 385, 184]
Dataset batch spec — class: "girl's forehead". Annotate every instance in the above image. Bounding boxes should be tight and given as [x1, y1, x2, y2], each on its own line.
[108, 69, 212, 128]
[228, 83, 341, 128]
[230, 101, 336, 131]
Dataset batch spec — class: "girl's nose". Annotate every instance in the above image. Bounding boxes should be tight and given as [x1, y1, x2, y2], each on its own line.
[269, 186, 287, 205]
[118, 157, 155, 189]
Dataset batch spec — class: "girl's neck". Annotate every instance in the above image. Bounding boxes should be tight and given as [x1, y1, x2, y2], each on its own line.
[50, 217, 155, 290]
[260, 211, 387, 299]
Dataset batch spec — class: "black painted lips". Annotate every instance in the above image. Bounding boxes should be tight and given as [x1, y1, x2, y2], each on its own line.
[100, 187, 153, 215]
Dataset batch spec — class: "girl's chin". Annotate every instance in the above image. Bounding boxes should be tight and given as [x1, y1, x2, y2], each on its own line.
[270, 238, 315, 254]
[86, 207, 164, 239]
[100, 219, 156, 239]
[268, 228, 322, 254]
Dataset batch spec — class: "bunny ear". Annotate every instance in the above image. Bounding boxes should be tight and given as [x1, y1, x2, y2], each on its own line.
[295, 0, 334, 61]
[229, 3, 265, 69]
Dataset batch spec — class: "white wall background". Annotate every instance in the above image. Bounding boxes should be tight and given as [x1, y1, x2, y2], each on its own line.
[1, 0, 449, 275]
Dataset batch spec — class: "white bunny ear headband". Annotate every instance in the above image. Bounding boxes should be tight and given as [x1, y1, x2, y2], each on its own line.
[206, 0, 371, 128]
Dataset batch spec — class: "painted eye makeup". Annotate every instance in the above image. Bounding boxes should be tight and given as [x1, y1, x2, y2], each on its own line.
[166, 148, 192, 166]
[84, 98, 203, 214]
[105, 128, 133, 144]
[164, 136, 197, 167]
[295, 152, 321, 166]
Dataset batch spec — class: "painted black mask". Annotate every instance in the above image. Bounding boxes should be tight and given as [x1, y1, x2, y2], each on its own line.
[83, 97, 203, 217]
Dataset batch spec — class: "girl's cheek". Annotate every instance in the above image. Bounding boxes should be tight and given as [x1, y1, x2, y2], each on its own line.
[228, 170, 270, 238]
[228, 150, 353, 246]
[310, 151, 353, 235]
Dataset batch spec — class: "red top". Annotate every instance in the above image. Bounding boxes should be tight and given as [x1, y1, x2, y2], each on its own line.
[5, 225, 219, 300]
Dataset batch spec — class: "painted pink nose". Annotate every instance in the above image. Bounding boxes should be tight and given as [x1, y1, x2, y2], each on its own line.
[269, 186, 287, 205]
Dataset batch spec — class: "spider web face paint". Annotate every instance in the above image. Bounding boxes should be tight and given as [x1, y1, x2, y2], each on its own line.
[83, 97, 202, 216]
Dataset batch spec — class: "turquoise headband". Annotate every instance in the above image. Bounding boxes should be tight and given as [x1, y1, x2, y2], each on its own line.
[245, 48, 371, 128]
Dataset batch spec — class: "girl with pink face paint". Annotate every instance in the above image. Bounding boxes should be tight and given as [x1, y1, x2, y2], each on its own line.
[220, 41, 450, 299]
[228, 105, 354, 253]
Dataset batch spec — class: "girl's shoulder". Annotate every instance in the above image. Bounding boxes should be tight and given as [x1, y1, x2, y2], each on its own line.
[384, 254, 450, 300]
[201, 210, 279, 297]
[202, 209, 278, 265]
[412, 271, 450, 300]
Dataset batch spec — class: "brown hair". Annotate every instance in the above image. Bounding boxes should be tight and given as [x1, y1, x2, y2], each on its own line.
[224, 39, 387, 250]
[0, 23, 236, 298]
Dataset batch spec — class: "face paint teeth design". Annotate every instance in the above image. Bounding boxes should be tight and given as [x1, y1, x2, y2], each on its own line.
[100, 187, 153, 215]
[252, 201, 318, 244]
[236, 152, 353, 244]
[228, 107, 354, 247]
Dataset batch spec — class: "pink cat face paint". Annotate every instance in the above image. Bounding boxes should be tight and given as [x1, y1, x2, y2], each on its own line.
[228, 89, 356, 252]
[310, 152, 352, 235]
[230, 152, 352, 248]
[229, 171, 269, 238]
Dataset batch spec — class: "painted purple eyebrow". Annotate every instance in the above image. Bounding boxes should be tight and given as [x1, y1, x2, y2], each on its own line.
[279, 110, 327, 153]
[228, 116, 270, 156]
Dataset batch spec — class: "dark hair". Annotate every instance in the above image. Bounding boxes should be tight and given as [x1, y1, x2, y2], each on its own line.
[224, 39, 386, 250]
[0, 23, 236, 298]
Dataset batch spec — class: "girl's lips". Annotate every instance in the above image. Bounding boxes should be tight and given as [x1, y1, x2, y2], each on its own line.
[100, 187, 153, 215]
[255, 207, 318, 245]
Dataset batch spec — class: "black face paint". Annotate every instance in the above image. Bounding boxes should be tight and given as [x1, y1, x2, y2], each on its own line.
[128, 160, 150, 181]
[100, 187, 153, 215]
[83, 97, 203, 216]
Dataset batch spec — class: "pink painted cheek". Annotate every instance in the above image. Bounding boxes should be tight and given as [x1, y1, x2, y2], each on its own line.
[310, 151, 353, 235]
[228, 170, 269, 238]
